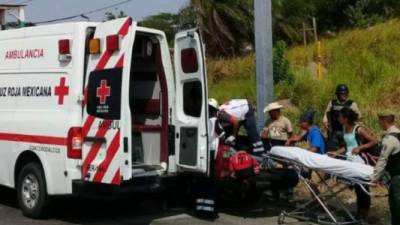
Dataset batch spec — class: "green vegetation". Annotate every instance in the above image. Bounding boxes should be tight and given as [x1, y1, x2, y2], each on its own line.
[138, 6, 196, 46]
[138, 0, 400, 56]
[208, 20, 400, 133]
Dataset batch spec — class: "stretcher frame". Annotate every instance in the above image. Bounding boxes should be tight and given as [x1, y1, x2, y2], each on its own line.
[263, 153, 378, 225]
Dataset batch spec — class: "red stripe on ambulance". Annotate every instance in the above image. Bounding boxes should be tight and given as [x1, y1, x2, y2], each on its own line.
[94, 19, 130, 71]
[111, 169, 121, 185]
[115, 54, 124, 68]
[82, 120, 112, 178]
[82, 116, 95, 138]
[0, 132, 66, 145]
[92, 129, 120, 183]
[82, 18, 131, 183]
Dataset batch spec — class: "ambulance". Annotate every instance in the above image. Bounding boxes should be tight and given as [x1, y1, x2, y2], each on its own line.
[0, 17, 210, 218]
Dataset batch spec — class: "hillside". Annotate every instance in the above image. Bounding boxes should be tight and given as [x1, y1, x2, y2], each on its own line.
[208, 19, 400, 133]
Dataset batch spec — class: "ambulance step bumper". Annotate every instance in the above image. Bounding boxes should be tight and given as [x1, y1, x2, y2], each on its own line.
[72, 175, 178, 197]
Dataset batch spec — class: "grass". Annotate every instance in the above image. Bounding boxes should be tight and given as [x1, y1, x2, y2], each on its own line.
[208, 19, 400, 134]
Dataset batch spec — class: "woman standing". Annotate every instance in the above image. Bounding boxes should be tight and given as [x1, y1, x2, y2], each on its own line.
[331, 107, 377, 221]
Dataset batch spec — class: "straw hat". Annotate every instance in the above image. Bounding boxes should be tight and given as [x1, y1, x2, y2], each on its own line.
[378, 110, 395, 118]
[263, 102, 283, 113]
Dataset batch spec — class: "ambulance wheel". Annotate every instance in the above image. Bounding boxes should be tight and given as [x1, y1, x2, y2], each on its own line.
[17, 162, 49, 218]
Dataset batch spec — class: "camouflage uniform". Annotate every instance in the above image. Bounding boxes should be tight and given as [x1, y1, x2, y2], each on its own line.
[372, 125, 400, 225]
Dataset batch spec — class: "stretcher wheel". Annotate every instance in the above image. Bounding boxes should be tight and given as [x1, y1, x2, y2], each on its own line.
[278, 212, 285, 224]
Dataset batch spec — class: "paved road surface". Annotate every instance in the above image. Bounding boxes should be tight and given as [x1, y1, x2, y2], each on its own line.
[0, 186, 312, 225]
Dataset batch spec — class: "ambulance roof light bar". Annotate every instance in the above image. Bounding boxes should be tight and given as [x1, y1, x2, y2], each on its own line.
[89, 34, 120, 55]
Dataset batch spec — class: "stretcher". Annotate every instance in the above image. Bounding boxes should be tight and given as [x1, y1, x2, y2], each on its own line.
[264, 146, 386, 225]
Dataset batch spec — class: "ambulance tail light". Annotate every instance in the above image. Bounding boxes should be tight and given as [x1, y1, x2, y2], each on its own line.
[58, 39, 72, 62]
[106, 34, 119, 52]
[67, 127, 82, 159]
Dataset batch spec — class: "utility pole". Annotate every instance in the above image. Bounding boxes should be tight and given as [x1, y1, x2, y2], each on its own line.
[312, 17, 318, 42]
[254, 0, 273, 130]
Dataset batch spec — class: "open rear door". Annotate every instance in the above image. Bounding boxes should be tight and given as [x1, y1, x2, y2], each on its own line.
[81, 17, 135, 185]
[174, 29, 209, 174]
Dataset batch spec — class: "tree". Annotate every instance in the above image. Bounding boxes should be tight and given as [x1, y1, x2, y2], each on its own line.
[104, 10, 127, 21]
[3, 21, 35, 29]
[272, 0, 316, 44]
[191, 0, 254, 56]
[137, 0, 400, 56]
[138, 5, 196, 46]
[139, 13, 179, 46]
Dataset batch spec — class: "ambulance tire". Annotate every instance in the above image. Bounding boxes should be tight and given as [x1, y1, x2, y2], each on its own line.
[17, 162, 49, 219]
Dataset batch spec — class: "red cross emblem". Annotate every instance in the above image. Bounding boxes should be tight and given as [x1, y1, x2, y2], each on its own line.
[97, 80, 111, 105]
[55, 77, 69, 105]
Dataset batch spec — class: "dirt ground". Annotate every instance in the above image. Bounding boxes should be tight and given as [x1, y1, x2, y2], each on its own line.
[294, 174, 391, 225]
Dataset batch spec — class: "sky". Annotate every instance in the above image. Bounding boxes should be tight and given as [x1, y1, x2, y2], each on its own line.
[2, 0, 189, 23]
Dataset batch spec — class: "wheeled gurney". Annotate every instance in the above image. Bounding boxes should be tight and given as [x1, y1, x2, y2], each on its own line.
[263, 146, 387, 225]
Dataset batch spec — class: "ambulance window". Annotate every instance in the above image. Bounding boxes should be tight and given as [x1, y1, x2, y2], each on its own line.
[87, 68, 122, 120]
[181, 48, 199, 73]
[183, 80, 202, 117]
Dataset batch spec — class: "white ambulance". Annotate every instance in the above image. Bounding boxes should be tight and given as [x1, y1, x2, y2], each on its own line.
[0, 17, 210, 218]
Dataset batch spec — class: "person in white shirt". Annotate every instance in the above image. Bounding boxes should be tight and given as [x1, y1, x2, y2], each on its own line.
[217, 99, 264, 155]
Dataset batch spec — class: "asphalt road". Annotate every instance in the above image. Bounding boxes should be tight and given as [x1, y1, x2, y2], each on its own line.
[0, 186, 310, 225]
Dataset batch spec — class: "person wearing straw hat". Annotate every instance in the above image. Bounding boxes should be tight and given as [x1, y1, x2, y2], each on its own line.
[372, 111, 400, 225]
[261, 102, 293, 151]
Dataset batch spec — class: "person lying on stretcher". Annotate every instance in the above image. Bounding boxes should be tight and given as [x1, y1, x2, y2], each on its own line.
[286, 111, 327, 154]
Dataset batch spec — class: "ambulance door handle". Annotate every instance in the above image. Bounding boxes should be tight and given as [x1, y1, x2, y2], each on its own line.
[84, 137, 106, 144]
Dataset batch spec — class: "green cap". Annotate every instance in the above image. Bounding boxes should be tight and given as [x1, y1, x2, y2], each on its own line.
[378, 110, 395, 118]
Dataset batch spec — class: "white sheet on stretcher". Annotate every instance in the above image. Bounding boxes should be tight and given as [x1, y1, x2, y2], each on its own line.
[271, 146, 373, 181]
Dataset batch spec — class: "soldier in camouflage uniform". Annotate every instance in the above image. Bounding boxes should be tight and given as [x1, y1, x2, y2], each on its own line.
[371, 111, 400, 225]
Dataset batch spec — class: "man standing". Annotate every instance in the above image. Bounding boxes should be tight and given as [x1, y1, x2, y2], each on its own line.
[218, 99, 264, 155]
[323, 84, 361, 149]
[371, 111, 400, 225]
[261, 102, 293, 150]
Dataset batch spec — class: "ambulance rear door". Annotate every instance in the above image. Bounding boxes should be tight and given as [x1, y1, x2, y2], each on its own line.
[81, 17, 136, 185]
[174, 29, 209, 175]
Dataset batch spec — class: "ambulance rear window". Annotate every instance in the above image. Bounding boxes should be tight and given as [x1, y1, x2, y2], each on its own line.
[181, 48, 199, 73]
[183, 80, 202, 117]
[87, 68, 122, 120]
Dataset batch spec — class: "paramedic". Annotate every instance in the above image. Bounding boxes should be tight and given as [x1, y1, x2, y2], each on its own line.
[286, 111, 326, 154]
[218, 99, 264, 155]
[371, 111, 400, 225]
[193, 99, 220, 218]
[334, 107, 377, 220]
[323, 84, 362, 149]
[261, 102, 293, 151]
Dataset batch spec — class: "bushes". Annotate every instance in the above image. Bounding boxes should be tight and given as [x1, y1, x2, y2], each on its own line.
[208, 20, 400, 134]
[273, 41, 294, 85]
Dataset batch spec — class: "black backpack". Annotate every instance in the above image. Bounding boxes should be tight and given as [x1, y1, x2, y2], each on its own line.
[354, 125, 381, 166]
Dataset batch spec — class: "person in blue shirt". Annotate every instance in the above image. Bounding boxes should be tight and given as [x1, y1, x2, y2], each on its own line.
[287, 111, 326, 154]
